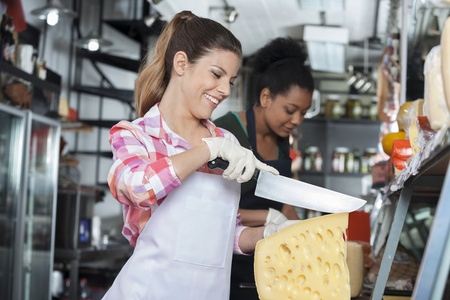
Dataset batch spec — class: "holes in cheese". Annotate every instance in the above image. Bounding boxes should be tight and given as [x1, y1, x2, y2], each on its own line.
[254, 213, 350, 300]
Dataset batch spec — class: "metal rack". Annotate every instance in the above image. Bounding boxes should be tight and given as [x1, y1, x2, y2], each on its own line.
[371, 128, 450, 299]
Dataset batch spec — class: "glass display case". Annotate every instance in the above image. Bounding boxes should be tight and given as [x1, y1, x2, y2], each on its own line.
[0, 102, 60, 300]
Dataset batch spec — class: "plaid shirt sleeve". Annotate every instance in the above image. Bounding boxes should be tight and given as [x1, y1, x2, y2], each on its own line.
[108, 120, 181, 247]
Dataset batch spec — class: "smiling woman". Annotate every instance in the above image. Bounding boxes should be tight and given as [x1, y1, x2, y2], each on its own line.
[101, 10, 291, 300]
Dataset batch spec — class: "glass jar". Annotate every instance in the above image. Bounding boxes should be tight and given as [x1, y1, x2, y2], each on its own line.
[304, 146, 321, 172]
[346, 95, 362, 119]
[345, 151, 354, 173]
[369, 97, 378, 121]
[313, 148, 323, 172]
[361, 148, 377, 173]
[332, 147, 349, 173]
[303, 146, 313, 172]
[325, 95, 342, 119]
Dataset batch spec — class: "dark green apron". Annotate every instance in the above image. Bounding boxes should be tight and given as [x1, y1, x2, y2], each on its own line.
[230, 107, 292, 300]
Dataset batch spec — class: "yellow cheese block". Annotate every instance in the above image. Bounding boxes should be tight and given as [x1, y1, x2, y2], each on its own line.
[423, 45, 450, 130]
[407, 99, 424, 155]
[254, 213, 350, 300]
[347, 242, 364, 298]
[442, 17, 450, 110]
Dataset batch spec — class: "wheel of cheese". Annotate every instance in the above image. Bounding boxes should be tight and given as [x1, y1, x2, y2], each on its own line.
[254, 213, 350, 300]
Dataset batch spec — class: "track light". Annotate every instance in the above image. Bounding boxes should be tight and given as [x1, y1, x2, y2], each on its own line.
[30, 0, 77, 26]
[222, 6, 238, 23]
[74, 31, 113, 52]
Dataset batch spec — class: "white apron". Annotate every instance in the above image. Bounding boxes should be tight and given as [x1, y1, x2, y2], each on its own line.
[103, 170, 240, 300]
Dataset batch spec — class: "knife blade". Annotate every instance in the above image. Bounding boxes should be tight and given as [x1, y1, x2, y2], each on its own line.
[207, 158, 366, 213]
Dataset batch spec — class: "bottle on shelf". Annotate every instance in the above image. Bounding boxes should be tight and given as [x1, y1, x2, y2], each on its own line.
[62, 278, 71, 300]
[78, 278, 92, 300]
[313, 148, 323, 172]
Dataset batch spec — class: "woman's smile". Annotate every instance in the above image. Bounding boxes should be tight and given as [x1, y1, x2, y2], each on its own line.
[204, 93, 220, 105]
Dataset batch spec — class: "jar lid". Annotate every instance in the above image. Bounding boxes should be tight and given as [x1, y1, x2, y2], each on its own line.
[306, 146, 319, 153]
[364, 147, 377, 154]
[335, 147, 350, 153]
[348, 94, 360, 100]
[327, 94, 340, 100]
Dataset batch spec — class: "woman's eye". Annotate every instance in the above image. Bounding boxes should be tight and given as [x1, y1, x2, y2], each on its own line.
[230, 81, 235, 86]
[212, 71, 220, 79]
[285, 108, 295, 115]
[301, 110, 308, 116]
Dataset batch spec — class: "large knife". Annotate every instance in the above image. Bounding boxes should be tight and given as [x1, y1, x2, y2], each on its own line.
[208, 158, 366, 213]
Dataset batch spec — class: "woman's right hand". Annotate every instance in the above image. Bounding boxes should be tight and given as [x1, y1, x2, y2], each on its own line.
[202, 137, 279, 183]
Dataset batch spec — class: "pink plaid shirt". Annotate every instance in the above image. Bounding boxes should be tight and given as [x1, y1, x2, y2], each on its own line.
[108, 104, 247, 254]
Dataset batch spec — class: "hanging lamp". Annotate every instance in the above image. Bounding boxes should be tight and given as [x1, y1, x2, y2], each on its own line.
[30, 0, 77, 26]
[73, 0, 112, 52]
[74, 31, 113, 51]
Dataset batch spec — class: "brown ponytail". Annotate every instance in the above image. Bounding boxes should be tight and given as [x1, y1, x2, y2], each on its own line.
[134, 11, 242, 117]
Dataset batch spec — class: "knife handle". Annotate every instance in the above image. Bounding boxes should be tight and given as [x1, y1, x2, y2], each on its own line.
[207, 158, 229, 170]
[207, 158, 259, 180]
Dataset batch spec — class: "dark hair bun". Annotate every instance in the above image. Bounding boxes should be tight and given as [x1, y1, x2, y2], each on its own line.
[252, 37, 307, 74]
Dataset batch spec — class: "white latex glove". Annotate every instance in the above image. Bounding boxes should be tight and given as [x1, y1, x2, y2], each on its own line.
[263, 220, 301, 238]
[264, 208, 288, 226]
[202, 137, 279, 183]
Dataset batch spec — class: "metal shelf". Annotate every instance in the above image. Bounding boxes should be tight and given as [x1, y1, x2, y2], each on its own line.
[0, 60, 61, 95]
[72, 85, 134, 104]
[80, 50, 141, 73]
[371, 127, 450, 299]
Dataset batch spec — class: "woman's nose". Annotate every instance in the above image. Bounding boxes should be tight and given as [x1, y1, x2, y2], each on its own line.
[218, 80, 231, 98]
[292, 111, 304, 125]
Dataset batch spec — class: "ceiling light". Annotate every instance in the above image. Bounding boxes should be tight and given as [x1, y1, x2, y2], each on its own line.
[30, 0, 77, 26]
[223, 6, 238, 23]
[74, 32, 113, 52]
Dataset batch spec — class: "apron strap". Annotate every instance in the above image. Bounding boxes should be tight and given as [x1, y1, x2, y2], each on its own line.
[245, 106, 290, 161]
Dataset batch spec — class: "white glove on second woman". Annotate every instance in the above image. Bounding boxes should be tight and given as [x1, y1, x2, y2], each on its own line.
[264, 208, 288, 226]
[263, 220, 301, 238]
[202, 137, 279, 183]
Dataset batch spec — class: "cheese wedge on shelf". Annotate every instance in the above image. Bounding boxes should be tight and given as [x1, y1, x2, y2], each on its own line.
[254, 213, 350, 300]
[442, 17, 450, 110]
[423, 45, 450, 130]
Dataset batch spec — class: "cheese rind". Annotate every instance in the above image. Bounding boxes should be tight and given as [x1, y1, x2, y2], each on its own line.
[254, 213, 350, 300]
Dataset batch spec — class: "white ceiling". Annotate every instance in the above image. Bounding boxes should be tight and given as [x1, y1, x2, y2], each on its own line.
[151, 0, 394, 73]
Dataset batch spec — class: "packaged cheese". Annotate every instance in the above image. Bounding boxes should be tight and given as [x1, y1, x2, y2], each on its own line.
[423, 45, 450, 130]
[254, 213, 350, 300]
